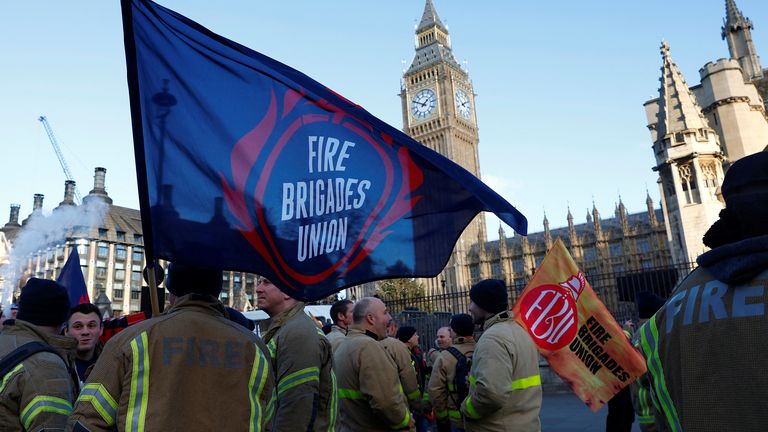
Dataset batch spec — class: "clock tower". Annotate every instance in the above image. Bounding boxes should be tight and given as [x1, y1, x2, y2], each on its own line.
[400, 0, 487, 295]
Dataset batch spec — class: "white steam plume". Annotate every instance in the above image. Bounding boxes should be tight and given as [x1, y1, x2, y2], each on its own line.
[0, 199, 108, 306]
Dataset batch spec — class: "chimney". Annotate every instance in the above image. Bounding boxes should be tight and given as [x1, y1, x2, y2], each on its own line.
[33, 194, 44, 212]
[3, 204, 21, 231]
[57, 180, 77, 207]
[91, 167, 107, 194]
[83, 167, 113, 205]
[22, 194, 44, 227]
[7, 204, 20, 226]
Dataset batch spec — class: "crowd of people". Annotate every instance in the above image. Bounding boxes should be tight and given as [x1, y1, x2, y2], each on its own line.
[0, 150, 766, 431]
[0, 270, 543, 431]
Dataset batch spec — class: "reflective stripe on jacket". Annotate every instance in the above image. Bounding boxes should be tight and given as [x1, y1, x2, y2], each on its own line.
[460, 311, 542, 432]
[67, 294, 274, 432]
[427, 337, 475, 429]
[262, 302, 337, 431]
[0, 320, 79, 432]
[335, 326, 410, 431]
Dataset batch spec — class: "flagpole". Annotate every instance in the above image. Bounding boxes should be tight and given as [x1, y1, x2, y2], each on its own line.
[121, 0, 161, 317]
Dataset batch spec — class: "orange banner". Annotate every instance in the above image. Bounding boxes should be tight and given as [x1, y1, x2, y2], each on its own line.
[511, 238, 647, 412]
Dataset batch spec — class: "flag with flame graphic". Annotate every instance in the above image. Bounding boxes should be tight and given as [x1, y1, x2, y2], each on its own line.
[512, 238, 647, 412]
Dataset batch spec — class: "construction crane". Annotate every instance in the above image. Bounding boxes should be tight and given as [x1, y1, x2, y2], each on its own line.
[38, 116, 82, 203]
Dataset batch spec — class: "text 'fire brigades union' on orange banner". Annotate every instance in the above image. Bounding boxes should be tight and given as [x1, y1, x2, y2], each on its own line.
[511, 238, 647, 412]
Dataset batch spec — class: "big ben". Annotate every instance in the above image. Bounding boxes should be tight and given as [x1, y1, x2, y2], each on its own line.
[401, 0, 487, 295]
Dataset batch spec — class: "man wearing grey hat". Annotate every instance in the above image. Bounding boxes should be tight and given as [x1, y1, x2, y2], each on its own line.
[461, 279, 542, 432]
[637, 151, 768, 431]
[0, 278, 79, 431]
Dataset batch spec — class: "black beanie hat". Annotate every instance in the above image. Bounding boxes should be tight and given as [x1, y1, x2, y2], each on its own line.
[450, 313, 474, 337]
[167, 262, 223, 297]
[17, 278, 70, 327]
[720, 151, 768, 202]
[637, 291, 665, 319]
[396, 326, 417, 343]
[469, 279, 508, 314]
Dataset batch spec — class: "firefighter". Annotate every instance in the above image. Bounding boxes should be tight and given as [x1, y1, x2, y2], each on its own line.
[461, 279, 542, 432]
[256, 276, 337, 431]
[637, 151, 768, 431]
[326, 299, 353, 353]
[68, 263, 274, 431]
[0, 278, 78, 431]
[428, 313, 476, 432]
[334, 297, 413, 431]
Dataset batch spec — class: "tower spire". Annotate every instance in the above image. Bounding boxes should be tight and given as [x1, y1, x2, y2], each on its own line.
[417, 0, 448, 34]
[721, 0, 763, 81]
[655, 41, 710, 143]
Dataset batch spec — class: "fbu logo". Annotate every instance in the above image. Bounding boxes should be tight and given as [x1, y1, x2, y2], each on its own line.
[520, 272, 586, 351]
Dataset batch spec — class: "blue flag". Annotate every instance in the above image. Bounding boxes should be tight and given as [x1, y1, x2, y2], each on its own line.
[121, 0, 528, 301]
[57, 248, 90, 307]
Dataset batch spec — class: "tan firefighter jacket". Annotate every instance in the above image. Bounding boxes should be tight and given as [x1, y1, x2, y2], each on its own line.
[380, 336, 423, 409]
[334, 326, 411, 431]
[261, 302, 337, 431]
[326, 324, 347, 354]
[428, 337, 475, 429]
[67, 294, 274, 431]
[0, 319, 79, 432]
[460, 311, 542, 432]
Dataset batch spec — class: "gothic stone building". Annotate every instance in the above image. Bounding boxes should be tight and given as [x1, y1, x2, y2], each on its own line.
[644, 0, 768, 265]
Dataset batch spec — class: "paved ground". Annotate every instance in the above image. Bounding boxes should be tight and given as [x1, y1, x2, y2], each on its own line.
[541, 392, 641, 432]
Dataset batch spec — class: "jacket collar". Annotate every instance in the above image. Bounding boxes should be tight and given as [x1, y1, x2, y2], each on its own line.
[453, 336, 475, 345]
[482, 310, 512, 331]
[262, 301, 305, 342]
[167, 293, 227, 317]
[697, 234, 768, 284]
[347, 325, 382, 341]
[331, 324, 348, 335]
[5, 319, 78, 353]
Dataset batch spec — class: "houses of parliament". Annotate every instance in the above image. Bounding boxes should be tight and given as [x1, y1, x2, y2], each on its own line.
[2, 0, 767, 312]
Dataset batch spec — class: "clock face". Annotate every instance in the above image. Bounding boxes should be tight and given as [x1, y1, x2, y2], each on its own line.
[455, 89, 471, 119]
[411, 88, 436, 119]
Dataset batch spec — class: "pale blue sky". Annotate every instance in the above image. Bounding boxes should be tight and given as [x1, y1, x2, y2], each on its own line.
[1, 1, 765, 235]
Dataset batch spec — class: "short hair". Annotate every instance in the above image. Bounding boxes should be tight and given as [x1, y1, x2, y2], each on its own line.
[68, 303, 103, 327]
[330, 299, 353, 325]
[352, 297, 378, 324]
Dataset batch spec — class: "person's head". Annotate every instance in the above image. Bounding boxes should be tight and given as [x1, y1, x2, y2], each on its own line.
[450, 313, 475, 339]
[386, 318, 398, 337]
[397, 326, 419, 349]
[435, 326, 452, 349]
[65, 303, 103, 357]
[704, 151, 768, 247]
[331, 299, 354, 329]
[352, 297, 391, 339]
[469, 279, 509, 325]
[255, 276, 297, 316]
[16, 278, 70, 333]
[166, 262, 223, 298]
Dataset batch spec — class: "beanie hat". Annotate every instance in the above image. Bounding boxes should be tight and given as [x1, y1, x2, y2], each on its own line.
[16, 278, 70, 327]
[167, 262, 222, 297]
[469, 279, 508, 314]
[396, 326, 417, 343]
[637, 291, 665, 319]
[450, 313, 474, 337]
